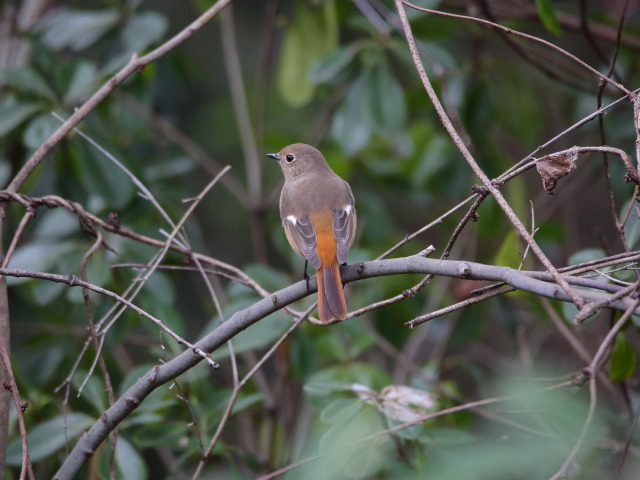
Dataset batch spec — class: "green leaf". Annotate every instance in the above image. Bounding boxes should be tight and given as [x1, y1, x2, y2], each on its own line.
[535, 0, 562, 36]
[118, 365, 176, 413]
[411, 135, 448, 188]
[494, 231, 521, 267]
[568, 248, 608, 283]
[423, 427, 476, 446]
[116, 437, 148, 480]
[233, 392, 264, 413]
[568, 248, 606, 266]
[63, 62, 99, 105]
[36, 9, 120, 51]
[310, 44, 360, 85]
[5, 413, 95, 465]
[130, 423, 186, 448]
[2, 68, 57, 101]
[236, 263, 291, 294]
[609, 332, 637, 382]
[5, 241, 79, 285]
[315, 408, 388, 479]
[368, 62, 406, 133]
[98, 436, 150, 480]
[72, 140, 136, 210]
[121, 11, 168, 53]
[304, 362, 391, 398]
[202, 297, 291, 361]
[330, 73, 372, 155]
[72, 371, 107, 414]
[320, 398, 363, 425]
[276, 0, 338, 107]
[0, 98, 41, 136]
[622, 200, 640, 249]
[33, 280, 66, 306]
[23, 113, 60, 149]
[34, 209, 80, 239]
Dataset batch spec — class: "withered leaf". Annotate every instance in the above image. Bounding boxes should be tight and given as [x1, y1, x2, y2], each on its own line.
[535, 147, 578, 193]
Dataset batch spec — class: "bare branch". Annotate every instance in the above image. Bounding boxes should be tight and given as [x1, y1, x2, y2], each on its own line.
[0, 344, 35, 480]
[550, 297, 640, 480]
[396, 0, 593, 314]
[0, 250, 634, 478]
[401, 1, 630, 95]
[6, 0, 235, 194]
[115, 92, 249, 207]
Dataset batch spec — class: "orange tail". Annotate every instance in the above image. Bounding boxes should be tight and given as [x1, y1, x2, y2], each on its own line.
[316, 262, 347, 322]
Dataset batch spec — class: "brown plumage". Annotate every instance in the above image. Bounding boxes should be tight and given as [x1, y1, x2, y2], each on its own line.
[267, 143, 356, 322]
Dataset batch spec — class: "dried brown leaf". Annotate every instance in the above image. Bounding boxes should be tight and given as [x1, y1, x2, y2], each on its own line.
[535, 147, 579, 193]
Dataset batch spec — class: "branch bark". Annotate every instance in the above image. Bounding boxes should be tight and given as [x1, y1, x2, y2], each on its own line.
[0, 251, 632, 479]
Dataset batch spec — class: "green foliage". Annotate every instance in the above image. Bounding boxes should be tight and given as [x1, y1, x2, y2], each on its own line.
[494, 230, 521, 267]
[535, 0, 563, 36]
[610, 332, 637, 382]
[6, 413, 95, 465]
[622, 199, 640, 249]
[2, 0, 640, 479]
[277, 0, 338, 107]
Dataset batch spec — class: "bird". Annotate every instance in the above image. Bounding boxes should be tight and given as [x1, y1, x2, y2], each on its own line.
[267, 143, 356, 323]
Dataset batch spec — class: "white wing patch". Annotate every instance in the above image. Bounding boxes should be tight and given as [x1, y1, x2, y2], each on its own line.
[287, 215, 298, 225]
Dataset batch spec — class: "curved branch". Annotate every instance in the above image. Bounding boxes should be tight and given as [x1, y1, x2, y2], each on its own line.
[0, 253, 636, 478]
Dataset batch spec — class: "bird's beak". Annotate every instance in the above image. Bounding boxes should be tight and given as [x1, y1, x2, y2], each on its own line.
[266, 153, 279, 161]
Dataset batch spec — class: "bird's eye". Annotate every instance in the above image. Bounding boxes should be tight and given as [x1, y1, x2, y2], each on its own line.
[285, 154, 294, 162]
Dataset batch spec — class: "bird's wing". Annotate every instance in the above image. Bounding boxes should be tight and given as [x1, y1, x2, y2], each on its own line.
[333, 205, 356, 265]
[284, 215, 321, 270]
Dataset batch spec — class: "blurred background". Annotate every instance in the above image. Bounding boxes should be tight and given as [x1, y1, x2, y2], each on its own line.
[1, 0, 640, 478]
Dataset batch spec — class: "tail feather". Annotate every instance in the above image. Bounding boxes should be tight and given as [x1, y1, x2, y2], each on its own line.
[317, 262, 347, 322]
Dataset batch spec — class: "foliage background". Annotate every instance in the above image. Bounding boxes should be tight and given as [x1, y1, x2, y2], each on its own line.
[1, 0, 640, 478]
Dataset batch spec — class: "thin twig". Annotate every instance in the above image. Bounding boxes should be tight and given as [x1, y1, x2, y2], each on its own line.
[573, 280, 640, 324]
[220, 6, 268, 263]
[349, 246, 436, 319]
[0, 268, 219, 368]
[76, 167, 231, 391]
[578, 0, 614, 67]
[541, 298, 623, 406]
[193, 307, 311, 479]
[550, 297, 640, 480]
[614, 403, 640, 480]
[0, 191, 273, 296]
[78, 233, 118, 479]
[396, 0, 588, 313]
[406, 285, 512, 326]
[0, 344, 35, 480]
[6, 0, 235, 195]
[1, 208, 35, 269]
[115, 92, 249, 206]
[378, 196, 476, 259]
[499, 89, 640, 186]
[52, 112, 189, 245]
[402, 1, 630, 95]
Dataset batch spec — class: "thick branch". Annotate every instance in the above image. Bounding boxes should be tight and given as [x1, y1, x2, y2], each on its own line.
[0, 254, 629, 478]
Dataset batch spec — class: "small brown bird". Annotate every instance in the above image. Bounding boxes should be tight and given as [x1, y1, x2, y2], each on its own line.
[267, 143, 356, 322]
